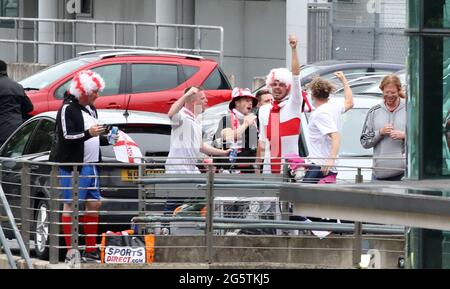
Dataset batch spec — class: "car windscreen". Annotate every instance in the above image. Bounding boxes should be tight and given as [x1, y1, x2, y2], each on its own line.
[100, 124, 171, 159]
[19, 58, 96, 90]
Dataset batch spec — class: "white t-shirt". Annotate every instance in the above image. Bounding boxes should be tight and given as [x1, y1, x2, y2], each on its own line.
[83, 106, 100, 163]
[307, 99, 345, 169]
[165, 107, 202, 174]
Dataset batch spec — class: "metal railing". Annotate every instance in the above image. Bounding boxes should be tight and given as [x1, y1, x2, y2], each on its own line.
[0, 17, 224, 65]
[0, 156, 411, 268]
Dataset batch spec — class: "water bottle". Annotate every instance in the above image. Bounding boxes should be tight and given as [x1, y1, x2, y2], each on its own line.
[108, 126, 119, 145]
[229, 148, 238, 163]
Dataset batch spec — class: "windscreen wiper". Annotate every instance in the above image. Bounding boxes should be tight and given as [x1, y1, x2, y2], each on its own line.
[23, 87, 40, 91]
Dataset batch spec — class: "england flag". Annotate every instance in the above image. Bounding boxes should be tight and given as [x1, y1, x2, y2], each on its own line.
[113, 130, 143, 163]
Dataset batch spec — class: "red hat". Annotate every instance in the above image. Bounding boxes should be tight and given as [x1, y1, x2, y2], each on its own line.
[229, 87, 258, 110]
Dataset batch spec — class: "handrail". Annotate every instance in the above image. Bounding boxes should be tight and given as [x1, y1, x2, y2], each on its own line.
[0, 17, 224, 65]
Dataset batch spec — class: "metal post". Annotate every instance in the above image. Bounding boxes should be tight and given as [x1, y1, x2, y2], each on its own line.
[195, 27, 201, 53]
[53, 21, 57, 63]
[92, 23, 96, 51]
[15, 19, 18, 62]
[72, 23, 76, 58]
[20, 163, 31, 255]
[138, 163, 146, 236]
[0, 223, 17, 269]
[154, 25, 159, 50]
[175, 26, 179, 53]
[205, 165, 214, 263]
[48, 165, 59, 264]
[0, 166, 33, 268]
[353, 167, 363, 267]
[71, 166, 79, 250]
[219, 27, 224, 65]
[112, 23, 116, 49]
[33, 21, 38, 63]
[133, 24, 137, 48]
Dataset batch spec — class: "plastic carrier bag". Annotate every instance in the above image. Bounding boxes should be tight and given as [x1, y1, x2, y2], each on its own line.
[100, 230, 155, 264]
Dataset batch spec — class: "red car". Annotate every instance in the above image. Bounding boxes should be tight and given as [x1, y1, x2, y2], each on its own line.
[20, 50, 232, 115]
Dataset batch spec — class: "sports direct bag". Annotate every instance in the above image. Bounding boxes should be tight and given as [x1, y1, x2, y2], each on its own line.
[100, 230, 155, 264]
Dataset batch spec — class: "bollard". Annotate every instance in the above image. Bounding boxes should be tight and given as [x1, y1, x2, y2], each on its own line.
[20, 162, 31, 255]
[353, 167, 363, 267]
[205, 164, 214, 264]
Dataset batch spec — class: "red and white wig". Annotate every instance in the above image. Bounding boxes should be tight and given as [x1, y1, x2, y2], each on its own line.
[265, 68, 292, 92]
[69, 70, 105, 99]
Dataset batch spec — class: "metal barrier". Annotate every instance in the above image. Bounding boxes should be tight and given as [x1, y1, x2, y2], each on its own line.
[0, 17, 224, 65]
[0, 156, 409, 268]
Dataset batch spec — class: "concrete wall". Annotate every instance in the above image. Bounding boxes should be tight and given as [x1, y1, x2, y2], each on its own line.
[0, 234, 405, 269]
[153, 235, 404, 268]
[195, 0, 286, 88]
[7, 62, 48, 81]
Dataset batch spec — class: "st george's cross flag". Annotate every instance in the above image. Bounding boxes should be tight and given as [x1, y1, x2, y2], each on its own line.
[113, 130, 143, 164]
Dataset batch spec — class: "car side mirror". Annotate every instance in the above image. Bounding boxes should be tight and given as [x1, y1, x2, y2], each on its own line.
[1, 160, 18, 169]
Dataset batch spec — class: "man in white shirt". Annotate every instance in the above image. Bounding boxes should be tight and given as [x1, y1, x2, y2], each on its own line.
[257, 34, 312, 174]
[303, 71, 354, 183]
[165, 86, 230, 174]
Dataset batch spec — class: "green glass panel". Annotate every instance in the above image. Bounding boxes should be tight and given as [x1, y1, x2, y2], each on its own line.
[407, 36, 420, 179]
[407, 0, 420, 29]
[423, 0, 450, 28]
[424, 0, 444, 28]
[443, 38, 450, 175]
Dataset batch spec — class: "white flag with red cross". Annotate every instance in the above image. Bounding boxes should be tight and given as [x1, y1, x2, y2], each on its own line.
[112, 130, 143, 163]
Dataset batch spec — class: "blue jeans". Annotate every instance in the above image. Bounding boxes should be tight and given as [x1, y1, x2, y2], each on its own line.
[372, 173, 404, 181]
[302, 165, 326, 184]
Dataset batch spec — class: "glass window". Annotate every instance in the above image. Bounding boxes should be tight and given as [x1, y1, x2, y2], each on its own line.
[100, 124, 171, 158]
[0, 120, 38, 158]
[131, 64, 179, 93]
[91, 65, 122, 96]
[0, 0, 18, 28]
[183, 65, 199, 80]
[54, 64, 122, 99]
[26, 119, 55, 155]
[423, 0, 450, 28]
[407, 0, 420, 29]
[202, 67, 231, 90]
[20, 58, 94, 90]
[407, 36, 420, 179]
[443, 37, 450, 175]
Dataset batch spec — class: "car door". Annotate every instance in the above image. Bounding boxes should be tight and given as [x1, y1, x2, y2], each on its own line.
[0, 119, 40, 220]
[126, 61, 186, 113]
[48, 63, 127, 111]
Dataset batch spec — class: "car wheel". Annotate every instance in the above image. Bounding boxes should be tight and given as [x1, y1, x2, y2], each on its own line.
[34, 199, 50, 260]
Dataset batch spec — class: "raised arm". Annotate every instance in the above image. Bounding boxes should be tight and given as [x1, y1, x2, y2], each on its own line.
[167, 87, 198, 119]
[289, 34, 300, 76]
[334, 71, 354, 112]
[287, 34, 302, 109]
